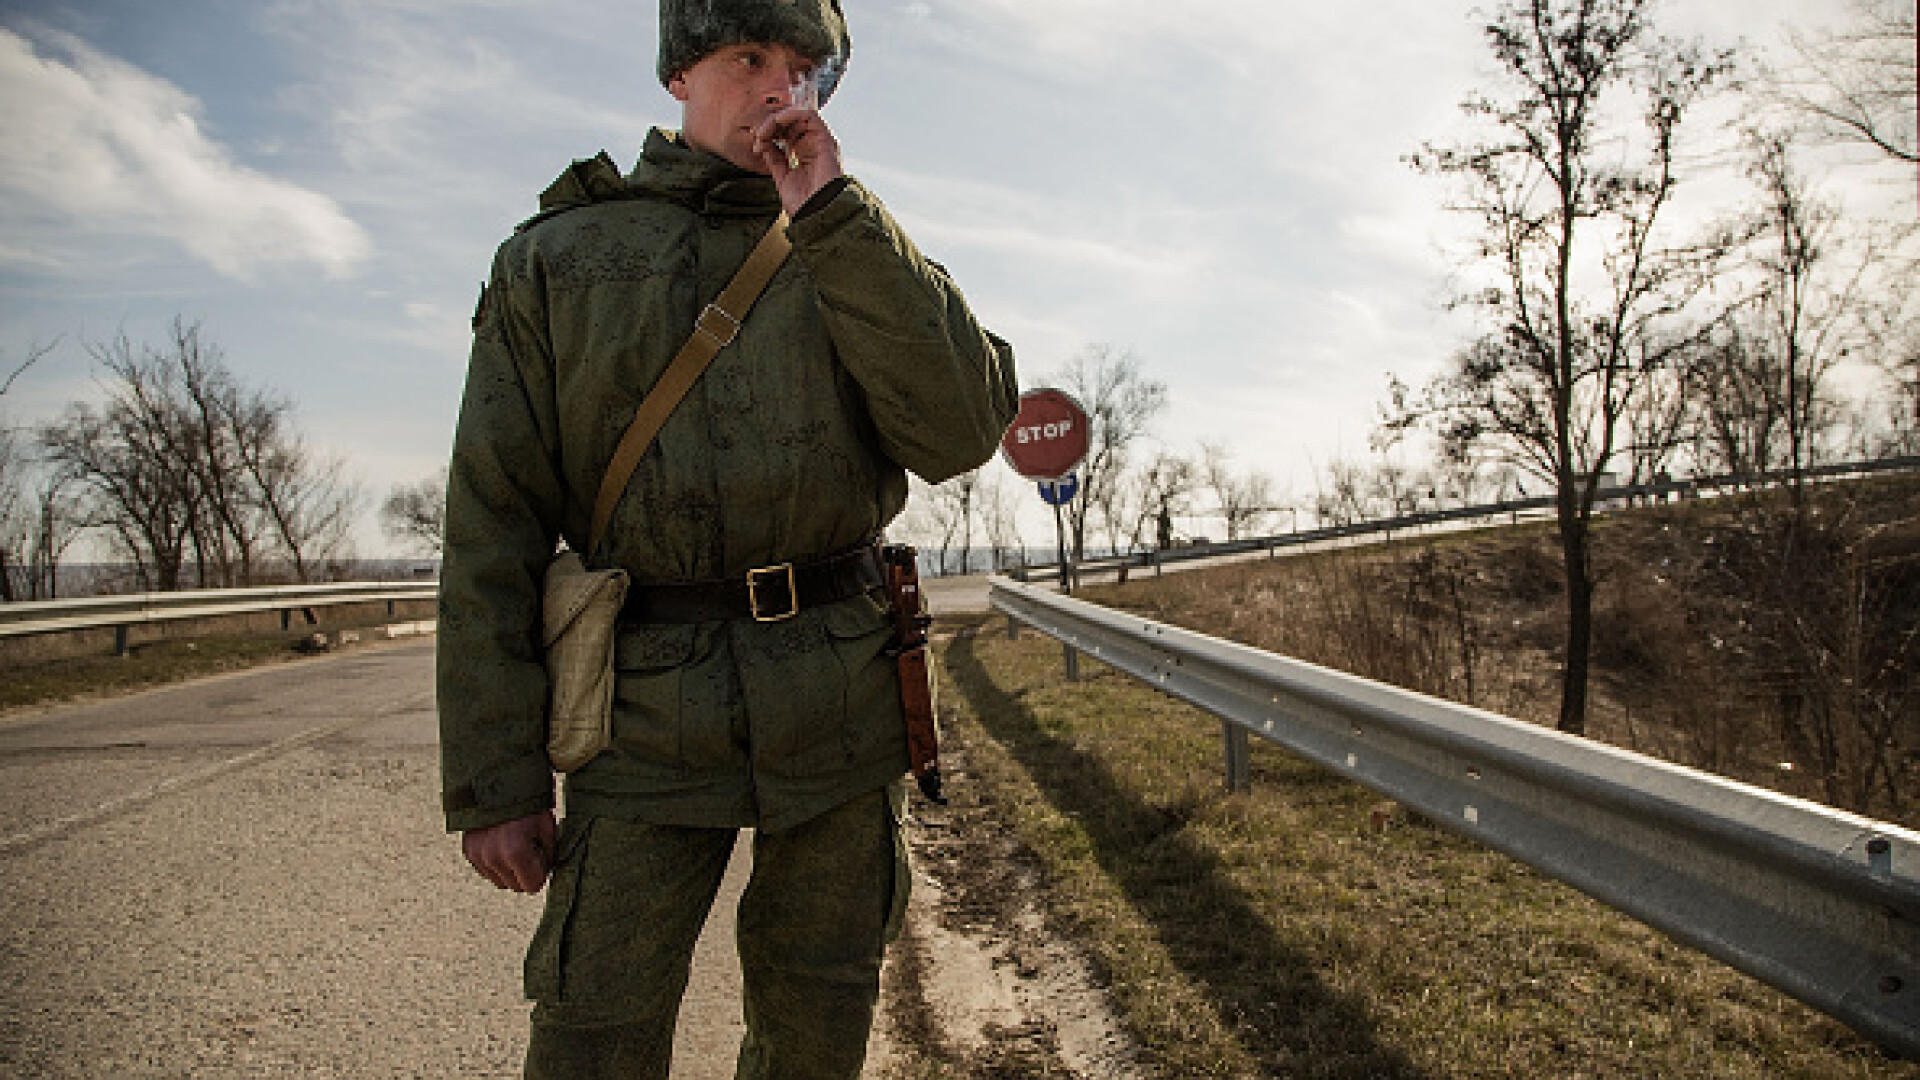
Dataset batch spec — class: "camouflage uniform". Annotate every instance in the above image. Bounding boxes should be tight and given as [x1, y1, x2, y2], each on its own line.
[437, 127, 1015, 1077]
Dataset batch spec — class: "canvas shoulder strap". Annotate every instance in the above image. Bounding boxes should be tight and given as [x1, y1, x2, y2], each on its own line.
[589, 214, 792, 551]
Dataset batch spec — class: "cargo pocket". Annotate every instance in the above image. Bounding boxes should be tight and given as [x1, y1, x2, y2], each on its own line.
[611, 624, 698, 765]
[821, 594, 901, 767]
[883, 779, 912, 944]
[524, 815, 595, 1004]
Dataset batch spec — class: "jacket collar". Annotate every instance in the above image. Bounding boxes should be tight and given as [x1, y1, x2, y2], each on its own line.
[521, 129, 780, 232]
[631, 128, 781, 218]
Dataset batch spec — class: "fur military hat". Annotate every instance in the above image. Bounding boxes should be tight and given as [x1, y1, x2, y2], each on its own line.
[658, 0, 851, 103]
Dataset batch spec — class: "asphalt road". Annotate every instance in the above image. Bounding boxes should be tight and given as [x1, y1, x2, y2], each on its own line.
[0, 639, 764, 1078]
[0, 578, 1044, 1077]
[921, 571, 992, 617]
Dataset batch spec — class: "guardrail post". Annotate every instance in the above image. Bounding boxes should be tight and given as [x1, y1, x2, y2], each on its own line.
[1007, 613, 1020, 640]
[1064, 644, 1080, 682]
[114, 625, 129, 658]
[1223, 722, 1251, 794]
[281, 609, 292, 632]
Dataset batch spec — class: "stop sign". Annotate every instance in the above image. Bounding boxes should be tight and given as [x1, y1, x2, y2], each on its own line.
[1000, 388, 1090, 480]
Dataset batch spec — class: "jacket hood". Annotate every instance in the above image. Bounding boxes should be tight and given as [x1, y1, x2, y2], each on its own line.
[521, 130, 779, 232]
[630, 129, 781, 216]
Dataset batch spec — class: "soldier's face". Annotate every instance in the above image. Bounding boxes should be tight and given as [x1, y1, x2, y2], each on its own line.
[669, 42, 818, 173]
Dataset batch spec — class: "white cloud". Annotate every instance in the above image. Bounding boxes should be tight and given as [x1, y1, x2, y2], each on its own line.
[401, 299, 474, 355]
[0, 27, 370, 279]
[258, 0, 651, 169]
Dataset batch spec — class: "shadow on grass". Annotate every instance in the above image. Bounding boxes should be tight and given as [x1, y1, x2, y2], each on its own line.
[945, 630, 1427, 1078]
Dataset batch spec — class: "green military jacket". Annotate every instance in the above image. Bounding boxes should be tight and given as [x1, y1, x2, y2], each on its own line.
[439, 129, 1017, 834]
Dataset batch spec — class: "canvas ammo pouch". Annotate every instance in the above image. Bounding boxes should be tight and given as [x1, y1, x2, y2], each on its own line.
[541, 550, 630, 772]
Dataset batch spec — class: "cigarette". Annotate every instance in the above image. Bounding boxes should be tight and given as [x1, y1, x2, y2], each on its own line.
[776, 69, 820, 170]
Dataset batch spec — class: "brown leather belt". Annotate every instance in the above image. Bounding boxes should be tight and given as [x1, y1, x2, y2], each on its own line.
[620, 544, 886, 625]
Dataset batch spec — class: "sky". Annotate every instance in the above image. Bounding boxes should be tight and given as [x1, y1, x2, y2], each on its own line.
[0, 0, 1908, 556]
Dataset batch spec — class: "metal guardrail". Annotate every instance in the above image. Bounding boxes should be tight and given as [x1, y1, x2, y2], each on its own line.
[1013, 454, 1920, 582]
[0, 581, 440, 646]
[988, 576, 1920, 1057]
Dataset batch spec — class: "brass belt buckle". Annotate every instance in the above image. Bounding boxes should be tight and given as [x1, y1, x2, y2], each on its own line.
[747, 563, 798, 622]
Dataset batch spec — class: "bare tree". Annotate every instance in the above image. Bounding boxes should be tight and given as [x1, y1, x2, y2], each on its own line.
[39, 320, 361, 589]
[1, 341, 63, 600]
[940, 470, 982, 575]
[1879, 315, 1920, 455]
[1392, 0, 1735, 735]
[1738, 131, 1870, 499]
[245, 434, 360, 582]
[976, 469, 1027, 572]
[1432, 449, 1518, 508]
[1713, 492, 1920, 817]
[1369, 455, 1436, 519]
[23, 471, 85, 599]
[1312, 456, 1386, 529]
[1051, 345, 1166, 561]
[41, 339, 202, 590]
[1619, 351, 1698, 488]
[1854, 236, 1920, 459]
[0, 418, 29, 601]
[1754, 0, 1920, 462]
[1119, 449, 1198, 553]
[1687, 132, 1889, 490]
[382, 469, 449, 556]
[1768, 0, 1917, 166]
[1200, 442, 1278, 542]
[0, 340, 54, 398]
[902, 471, 979, 576]
[167, 321, 263, 585]
[1689, 320, 1786, 479]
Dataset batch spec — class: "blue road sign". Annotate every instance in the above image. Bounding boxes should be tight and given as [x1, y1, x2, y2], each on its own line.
[1038, 473, 1079, 506]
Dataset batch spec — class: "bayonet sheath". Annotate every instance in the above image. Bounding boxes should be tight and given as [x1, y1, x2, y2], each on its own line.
[881, 545, 945, 803]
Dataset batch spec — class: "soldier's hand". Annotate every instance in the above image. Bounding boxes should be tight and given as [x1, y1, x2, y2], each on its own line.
[462, 810, 556, 894]
[752, 104, 843, 215]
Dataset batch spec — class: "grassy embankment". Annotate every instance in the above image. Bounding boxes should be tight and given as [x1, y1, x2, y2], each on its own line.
[933, 620, 1904, 1077]
[0, 605, 432, 718]
[926, 477, 1918, 1077]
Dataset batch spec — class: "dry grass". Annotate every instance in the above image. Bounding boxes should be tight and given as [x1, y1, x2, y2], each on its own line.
[933, 620, 1910, 1077]
[0, 635, 306, 716]
[0, 611, 427, 718]
[1090, 476, 1920, 826]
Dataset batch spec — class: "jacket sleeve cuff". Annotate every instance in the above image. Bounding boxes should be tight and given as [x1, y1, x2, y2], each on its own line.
[794, 176, 851, 221]
[786, 176, 872, 246]
[442, 754, 555, 833]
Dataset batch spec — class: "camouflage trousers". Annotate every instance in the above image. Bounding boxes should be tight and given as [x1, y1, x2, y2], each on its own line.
[522, 783, 910, 1080]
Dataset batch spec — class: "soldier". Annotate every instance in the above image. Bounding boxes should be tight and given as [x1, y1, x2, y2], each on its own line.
[435, 1, 1018, 1076]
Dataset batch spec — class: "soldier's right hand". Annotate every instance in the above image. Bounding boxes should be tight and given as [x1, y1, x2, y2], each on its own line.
[462, 810, 557, 894]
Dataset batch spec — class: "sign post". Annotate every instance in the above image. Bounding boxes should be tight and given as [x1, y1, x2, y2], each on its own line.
[1000, 388, 1092, 595]
[1000, 389, 1092, 679]
[1037, 473, 1080, 594]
